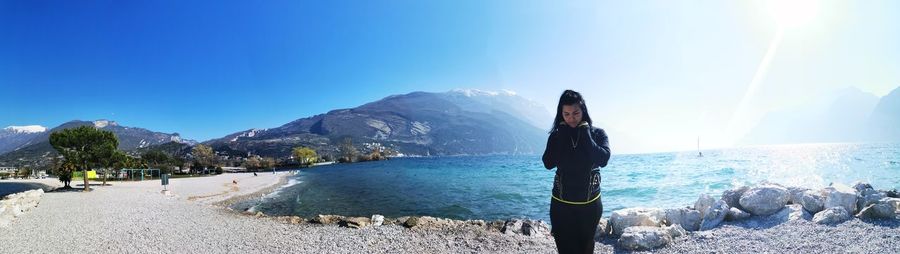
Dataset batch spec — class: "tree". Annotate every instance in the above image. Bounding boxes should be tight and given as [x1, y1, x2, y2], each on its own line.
[98, 150, 131, 186]
[52, 159, 77, 188]
[292, 147, 318, 166]
[242, 156, 261, 170]
[338, 137, 358, 163]
[191, 144, 216, 173]
[49, 126, 118, 192]
[142, 150, 171, 173]
[17, 167, 31, 179]
[260, 157, 276, 169]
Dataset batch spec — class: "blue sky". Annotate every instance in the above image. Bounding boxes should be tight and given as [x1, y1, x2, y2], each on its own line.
[2, 1, 899, 153]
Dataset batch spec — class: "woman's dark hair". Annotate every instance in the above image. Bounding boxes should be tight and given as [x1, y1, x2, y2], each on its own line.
[551, 90, 592, 133]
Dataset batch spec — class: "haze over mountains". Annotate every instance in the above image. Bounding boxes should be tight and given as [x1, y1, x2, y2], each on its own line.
[742, 86, 900, 145]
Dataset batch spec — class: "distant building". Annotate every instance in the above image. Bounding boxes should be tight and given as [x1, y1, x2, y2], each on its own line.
[0, 167, 17, 173]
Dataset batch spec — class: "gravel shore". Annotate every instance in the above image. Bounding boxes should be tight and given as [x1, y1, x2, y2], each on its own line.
[1, 174, 897, 253]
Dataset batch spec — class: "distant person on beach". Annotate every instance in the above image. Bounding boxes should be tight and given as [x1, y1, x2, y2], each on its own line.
[542, 90, 611, 254]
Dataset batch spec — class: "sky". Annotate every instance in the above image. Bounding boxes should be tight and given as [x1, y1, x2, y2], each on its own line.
[2, 1, 899, 154]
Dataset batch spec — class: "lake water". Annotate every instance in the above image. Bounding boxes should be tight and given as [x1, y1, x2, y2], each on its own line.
[237, 143, 900, 222]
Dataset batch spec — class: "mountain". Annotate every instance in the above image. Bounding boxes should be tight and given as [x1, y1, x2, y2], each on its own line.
[0, 125, 47, 155]
[204, 90, 551, 158]
[0, 120, 196, 167]
[443, 89, 552, 130]
[867, 87, 900, 141]
[742, 86, 896, 145]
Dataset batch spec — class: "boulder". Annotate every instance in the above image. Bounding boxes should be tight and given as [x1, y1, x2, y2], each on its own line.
[487, 220, 506, 232]
[823, 184, 859, 214]
[799, 190, 826, 214]
[518, 220, 551, 237]
[787, 187, 810, 205]
[25, 189, 43, 199]
[288, 216, 304, 224]
[663, 207, 701, 231]
[700, 200, 729, 230]
[769, 204, 811, 222]
[887, 189, 899, 198]
[371, 214, 384, 226]
[694, 194, 716, 218]
[313, 214, 345, 224]
[393, 216, 410, 226]
[725, 207, 751, 221]
[617, 225, 683, 251]
[882, 197, 900, 211]
[851, 181, 873, 193]
[610, 208, 664, 236]
[857, 191, 887, 211]
[402, 216, 458, 229]
[739, 185, 790, 216]
[855, 203, 897, 220]
[467, 220, 486, 228]
[501, 219, 522, 235]
[595, 218, 611, 241]
[403, 216, 421, 228]
[813, 207, 851, 225]
[721, 186, 750, 211]
[665, 224, 687, 238]
[341, 217, 371, 229]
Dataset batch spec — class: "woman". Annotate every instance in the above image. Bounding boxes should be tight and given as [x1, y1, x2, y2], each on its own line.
[542, 90, 611, 254]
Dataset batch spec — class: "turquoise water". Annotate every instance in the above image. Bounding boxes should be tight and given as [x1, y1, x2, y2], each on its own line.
[242, 143, 900, 221]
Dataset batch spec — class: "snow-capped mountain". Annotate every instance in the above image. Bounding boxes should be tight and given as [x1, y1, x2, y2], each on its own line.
[0, 125, 48, 154]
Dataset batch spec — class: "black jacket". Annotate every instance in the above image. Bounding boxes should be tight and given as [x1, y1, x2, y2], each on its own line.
[542, 124, 611, 203]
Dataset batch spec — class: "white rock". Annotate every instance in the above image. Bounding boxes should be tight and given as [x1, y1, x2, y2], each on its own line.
[595, 218, 611, 241]
[665, 224, 687, 238]
[700, 200, 729, 230]
[855, 203, 896, 220]
[25, 189, 43, 198]
[799, 190, 826, 214]
[502, 219, 550, 237]
[739, 185, 790, 216]
[617, 226, 676, 251]
[371, 214, 384, 226]
[721, 186, 750, 210]
[823, 184, 859, 215]
[663, 207, 701, 231]
[726, 207, 751, 221]
[521, 220, 551, 237]
[851, 181, 872, 193]
[787, 187, 810, 205]
[770, 204, 811, 222]
[857, 191, 887, 211]
[610, 208, 664, 236]
[881, 197, 900, 211]
[813, 207, 851, 225]
[694, 194, 715, 218]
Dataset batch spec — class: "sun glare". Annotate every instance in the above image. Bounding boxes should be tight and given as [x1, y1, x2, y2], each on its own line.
[766, 0, 819, 29]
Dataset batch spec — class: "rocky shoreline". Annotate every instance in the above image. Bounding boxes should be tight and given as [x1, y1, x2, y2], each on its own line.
[238, 180, 900, 252]
[1, 175, 898, 253]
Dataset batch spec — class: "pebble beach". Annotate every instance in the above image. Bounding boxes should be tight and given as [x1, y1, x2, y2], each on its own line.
[0, 173, 898, 253]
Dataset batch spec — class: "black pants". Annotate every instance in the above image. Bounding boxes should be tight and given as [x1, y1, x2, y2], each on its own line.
[550, 198, 602, 254]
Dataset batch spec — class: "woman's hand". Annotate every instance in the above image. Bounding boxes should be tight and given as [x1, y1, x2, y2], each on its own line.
[577, 121, 590, 128]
